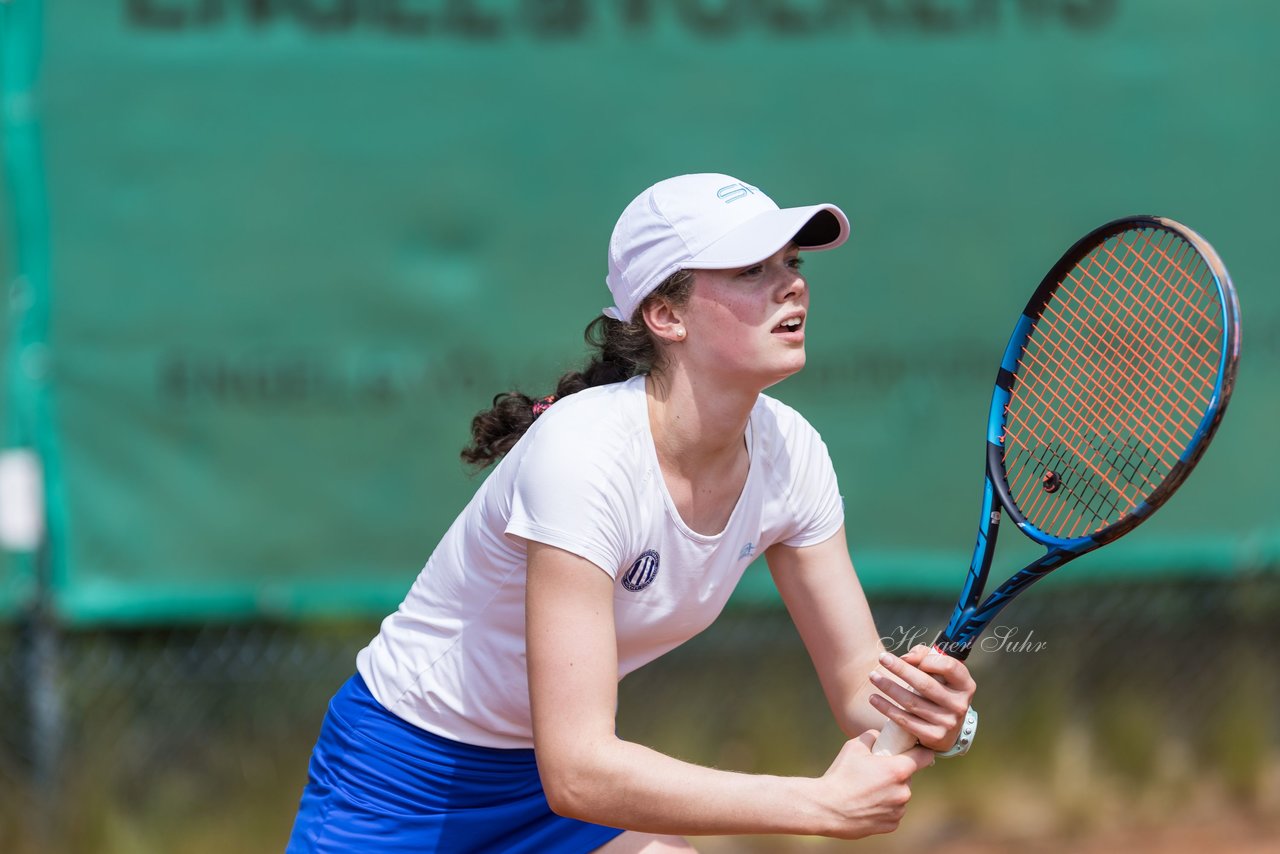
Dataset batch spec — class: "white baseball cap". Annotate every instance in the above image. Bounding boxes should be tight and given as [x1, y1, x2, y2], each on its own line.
[603, 173, 850, 321]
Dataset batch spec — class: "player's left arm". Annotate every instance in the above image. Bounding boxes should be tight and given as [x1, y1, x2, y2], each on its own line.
[766, 528, 977, 752]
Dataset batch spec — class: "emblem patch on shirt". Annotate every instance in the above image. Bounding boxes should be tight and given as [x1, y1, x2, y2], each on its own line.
[621, 549, 660, 592]
[738, 542, 756, 560]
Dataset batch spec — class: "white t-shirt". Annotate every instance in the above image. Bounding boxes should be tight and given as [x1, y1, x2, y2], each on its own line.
[356, 376, 844, 749]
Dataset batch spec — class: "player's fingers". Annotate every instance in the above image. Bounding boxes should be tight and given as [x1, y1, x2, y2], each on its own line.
[869, 694, 956, 748]
[876, 652, 954, 703]
[901, 644, 931, 665]
[916, 650, 977, 695]
[826, 732, 878, 777]
[869, 692, 952, 735]
[880, 651, 973, 719]
[868, 672, 951, 724]
[898, 645, 969, 691]
[904, 745, 936, 773]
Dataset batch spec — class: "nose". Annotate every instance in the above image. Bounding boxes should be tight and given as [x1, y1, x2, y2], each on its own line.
[778, 268, 807, 302]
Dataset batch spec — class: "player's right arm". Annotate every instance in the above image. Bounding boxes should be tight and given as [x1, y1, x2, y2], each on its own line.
[525, 540, 935, 839]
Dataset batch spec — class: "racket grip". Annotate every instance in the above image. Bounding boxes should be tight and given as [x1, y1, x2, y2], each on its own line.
[871, 720, 918, 756]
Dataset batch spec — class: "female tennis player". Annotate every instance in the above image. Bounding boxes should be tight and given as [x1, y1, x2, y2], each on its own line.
[287, 173, 978, 852]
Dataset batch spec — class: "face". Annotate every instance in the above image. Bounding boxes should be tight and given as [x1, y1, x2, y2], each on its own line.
[674, 243, 810, 390]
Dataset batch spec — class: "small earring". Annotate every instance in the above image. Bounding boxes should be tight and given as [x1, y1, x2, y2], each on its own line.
[675, 328, 686, 339]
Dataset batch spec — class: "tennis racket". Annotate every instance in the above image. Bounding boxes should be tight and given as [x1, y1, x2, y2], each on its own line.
[873, 215, 1241, 756]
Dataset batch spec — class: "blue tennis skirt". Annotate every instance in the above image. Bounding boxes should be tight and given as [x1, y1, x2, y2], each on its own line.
[286, 673, 625, 853]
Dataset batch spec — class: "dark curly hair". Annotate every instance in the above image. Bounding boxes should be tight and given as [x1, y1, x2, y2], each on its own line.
[460, 270, 695, 469]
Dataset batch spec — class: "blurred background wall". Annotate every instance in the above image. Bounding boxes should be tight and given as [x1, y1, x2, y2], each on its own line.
[1, 1, 1277, 851]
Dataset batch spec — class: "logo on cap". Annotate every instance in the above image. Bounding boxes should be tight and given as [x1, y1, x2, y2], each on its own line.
[716, 182, 759, 204]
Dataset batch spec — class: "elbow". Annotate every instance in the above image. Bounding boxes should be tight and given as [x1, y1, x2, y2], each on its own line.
[540, 762, 594, 820]
[542, 780, 585, 820]
[537, 749, 607, 821]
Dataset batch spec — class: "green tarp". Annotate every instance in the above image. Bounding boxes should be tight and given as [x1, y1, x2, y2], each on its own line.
[2, 0, 1277, 623]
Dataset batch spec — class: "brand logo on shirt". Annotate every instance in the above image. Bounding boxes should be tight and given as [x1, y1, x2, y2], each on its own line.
[738, 542, 756, 560]
[621, 549, 660, 592]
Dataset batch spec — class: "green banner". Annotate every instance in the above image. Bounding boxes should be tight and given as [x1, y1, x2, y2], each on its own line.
[2, 0, 46, 619]
[0, 142, 15, 616]
[3, 0, 1277, 624]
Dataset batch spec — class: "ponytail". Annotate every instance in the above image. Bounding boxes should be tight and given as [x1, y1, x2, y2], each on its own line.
[460, 270, 694, 469]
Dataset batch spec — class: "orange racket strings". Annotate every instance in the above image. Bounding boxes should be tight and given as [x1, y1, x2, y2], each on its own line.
[1002, 227, 1223, 539]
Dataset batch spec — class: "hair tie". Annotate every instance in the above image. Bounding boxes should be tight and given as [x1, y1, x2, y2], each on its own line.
[531, 394, 557, 418]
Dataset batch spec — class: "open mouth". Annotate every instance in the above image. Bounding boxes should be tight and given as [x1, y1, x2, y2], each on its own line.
[773, 316, 804, 333]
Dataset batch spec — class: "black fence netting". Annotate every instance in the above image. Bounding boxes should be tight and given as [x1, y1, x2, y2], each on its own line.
[2, 574, 1279, 854]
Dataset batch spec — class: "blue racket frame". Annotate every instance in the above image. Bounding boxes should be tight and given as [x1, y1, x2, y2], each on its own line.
[936, 216, 1241, 660]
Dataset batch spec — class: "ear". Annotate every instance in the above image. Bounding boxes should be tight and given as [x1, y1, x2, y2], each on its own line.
[640, 294, 688, 344]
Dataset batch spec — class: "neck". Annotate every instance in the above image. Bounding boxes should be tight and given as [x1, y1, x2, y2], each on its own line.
[645, 369, 757, 473]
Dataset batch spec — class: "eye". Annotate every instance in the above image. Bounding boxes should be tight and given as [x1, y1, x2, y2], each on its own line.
[786, 256, 805, 271]
[736, 264, 765, 278]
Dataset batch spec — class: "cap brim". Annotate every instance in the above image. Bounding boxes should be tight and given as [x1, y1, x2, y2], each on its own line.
[684, 204, 850, 270]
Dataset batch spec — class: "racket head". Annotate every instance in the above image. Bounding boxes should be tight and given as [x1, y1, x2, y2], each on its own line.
[986, 216, 1241, 551]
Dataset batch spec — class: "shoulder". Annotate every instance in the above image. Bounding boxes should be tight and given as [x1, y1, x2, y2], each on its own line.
[539, 376, 642, 420]
[507, 377, 649, 480]
[501, 379, 650, 574]
[752, 392, 827, 450]
[527, 377, 645, 450]
[752, 392, 838, 490]
[752, 393, 845, 545]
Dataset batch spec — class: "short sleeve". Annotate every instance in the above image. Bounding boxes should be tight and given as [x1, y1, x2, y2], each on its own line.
[504, 416, 634, 579]
[776, 410, 845, 548]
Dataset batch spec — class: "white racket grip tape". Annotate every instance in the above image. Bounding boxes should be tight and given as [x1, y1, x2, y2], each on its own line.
[871, 720, 918, 756]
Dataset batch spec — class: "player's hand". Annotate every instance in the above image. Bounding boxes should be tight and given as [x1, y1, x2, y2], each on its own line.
[810, 731, 934, 838]
[868, 645, 977, 753]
